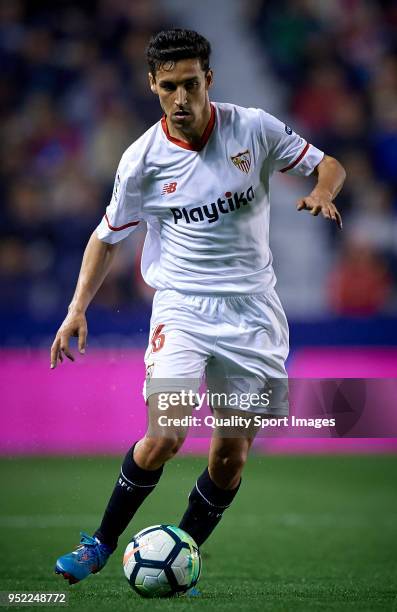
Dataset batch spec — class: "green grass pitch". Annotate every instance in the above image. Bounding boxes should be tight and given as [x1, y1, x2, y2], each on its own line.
[0, 455, 396, 611]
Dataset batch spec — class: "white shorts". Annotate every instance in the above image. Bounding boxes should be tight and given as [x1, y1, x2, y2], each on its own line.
[143, 289, 289, 415]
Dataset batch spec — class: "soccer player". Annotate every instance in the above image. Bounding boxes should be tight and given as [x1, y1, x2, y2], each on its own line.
[51, 29, 345, 584]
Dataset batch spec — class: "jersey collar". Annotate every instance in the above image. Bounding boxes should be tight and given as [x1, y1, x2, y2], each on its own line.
[161, 103, 216, 152]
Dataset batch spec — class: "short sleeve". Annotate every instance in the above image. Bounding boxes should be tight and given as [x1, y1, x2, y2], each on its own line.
[258, 110, 324, 176]
[96, 152, 143, 244]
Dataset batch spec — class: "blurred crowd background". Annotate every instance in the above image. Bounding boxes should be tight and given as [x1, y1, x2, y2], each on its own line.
[0, 0, 396, 347]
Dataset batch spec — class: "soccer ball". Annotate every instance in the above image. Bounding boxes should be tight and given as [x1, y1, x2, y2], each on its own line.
[123, 524, 201, 598]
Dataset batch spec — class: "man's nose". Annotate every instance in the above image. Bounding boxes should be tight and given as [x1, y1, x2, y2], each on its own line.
[175, 87, 187, 106]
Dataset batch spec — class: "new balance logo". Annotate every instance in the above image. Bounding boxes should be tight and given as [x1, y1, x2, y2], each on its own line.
[162, 182, 177, 195]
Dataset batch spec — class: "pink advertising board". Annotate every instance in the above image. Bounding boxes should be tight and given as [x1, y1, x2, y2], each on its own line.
[1, 348, 396, 454]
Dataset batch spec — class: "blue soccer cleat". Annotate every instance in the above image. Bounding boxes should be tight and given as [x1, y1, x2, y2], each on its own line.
[185, 586, 201, 597]
[55, 532, 113, 584]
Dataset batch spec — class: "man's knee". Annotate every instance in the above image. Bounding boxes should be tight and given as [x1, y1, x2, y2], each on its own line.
[212, 449, 247, 474]
[135, 435, 184, 470]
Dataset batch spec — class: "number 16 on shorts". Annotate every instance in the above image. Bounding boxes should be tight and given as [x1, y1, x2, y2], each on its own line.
[151, 324, 165, 353]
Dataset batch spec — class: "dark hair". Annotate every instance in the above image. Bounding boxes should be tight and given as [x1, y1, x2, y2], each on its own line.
[146, 29, 211, 77]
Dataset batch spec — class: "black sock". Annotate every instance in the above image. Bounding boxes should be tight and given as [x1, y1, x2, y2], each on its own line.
[94, 443, 163, 550]
[179, 467, 241, 547]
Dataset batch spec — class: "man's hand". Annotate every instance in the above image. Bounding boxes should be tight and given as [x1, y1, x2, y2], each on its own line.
[298, 155, 345, 229]
[49, 232, 119, 370]
[50, 310, 87, 369]
[296, 192, 343, 229]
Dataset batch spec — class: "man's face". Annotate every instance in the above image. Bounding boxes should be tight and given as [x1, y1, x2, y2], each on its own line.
[149, 58, 213, 132]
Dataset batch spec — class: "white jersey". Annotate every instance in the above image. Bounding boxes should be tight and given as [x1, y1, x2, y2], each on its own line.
[96, 102, 324, 295]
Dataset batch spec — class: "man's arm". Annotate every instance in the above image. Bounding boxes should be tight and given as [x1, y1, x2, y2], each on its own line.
[296, 154, 346, 229]
[50, 231, 119, 369]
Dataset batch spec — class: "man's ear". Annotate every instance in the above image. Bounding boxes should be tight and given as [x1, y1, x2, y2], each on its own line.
[148, 72, 157, 94]
[205, 69, 214, 90]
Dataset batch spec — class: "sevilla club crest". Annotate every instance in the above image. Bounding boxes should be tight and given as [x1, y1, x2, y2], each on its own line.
[231, 149, 251, 174]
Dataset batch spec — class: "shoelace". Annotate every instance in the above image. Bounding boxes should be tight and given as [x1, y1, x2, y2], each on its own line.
[75, 532, 111, 568]
[73, 533, 101, 566]
[78, 532, 97, 547]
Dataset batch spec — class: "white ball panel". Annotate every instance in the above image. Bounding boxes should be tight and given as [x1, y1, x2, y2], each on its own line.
[157, 569, 170, 588]
[171, 549, 191, 585]
[123, 558, 137, 580]
[135, 567, 171, 595]
[171, 565, 185, 585]
[137, 530, 175, 561]
[135, 566, 162, 586]
[123, 541, 139, 579]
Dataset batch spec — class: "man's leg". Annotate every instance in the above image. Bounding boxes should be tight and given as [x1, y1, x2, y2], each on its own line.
[55, 394, 189, 583]
[179, 419, 256, 547]
[94, 396, 190, 549]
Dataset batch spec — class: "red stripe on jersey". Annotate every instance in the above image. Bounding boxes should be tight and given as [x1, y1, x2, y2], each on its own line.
[280, 142, 310, 173]
[105, 213, 139, 231]
[161, 103, 216, 151]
